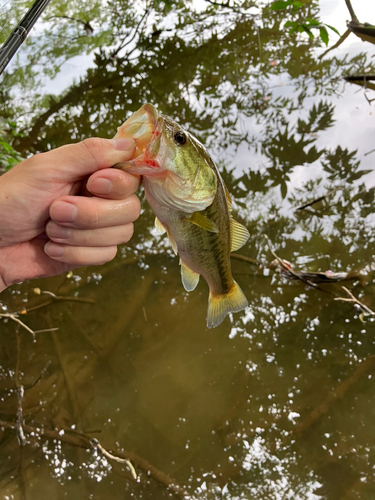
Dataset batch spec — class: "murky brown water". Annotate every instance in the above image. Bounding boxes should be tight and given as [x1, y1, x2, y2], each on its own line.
[1, 1, 375, 498]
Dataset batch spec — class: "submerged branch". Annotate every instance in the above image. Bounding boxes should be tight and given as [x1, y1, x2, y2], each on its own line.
[335, 286, 375, 317]
[0, 313, 36, 339]
[230, 253, 260, 265]
[0, 420, 190, 498]
[294, 356, 375, 436]
[264, 235, 317, 289]
[90, 438, 137, 480]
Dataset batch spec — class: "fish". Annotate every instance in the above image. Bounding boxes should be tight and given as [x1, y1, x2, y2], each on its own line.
[113, 103, 250, 328]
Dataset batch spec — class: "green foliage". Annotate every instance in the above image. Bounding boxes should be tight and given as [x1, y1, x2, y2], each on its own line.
[270, 0, 340, 45]
[0, 120, 23, 172]
[270, 0, 303, 14]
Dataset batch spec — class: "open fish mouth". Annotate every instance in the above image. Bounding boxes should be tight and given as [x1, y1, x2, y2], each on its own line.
[114, 103, 158, 158]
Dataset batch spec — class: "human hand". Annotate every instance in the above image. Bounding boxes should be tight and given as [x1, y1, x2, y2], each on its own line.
[0, 137, 141, 292]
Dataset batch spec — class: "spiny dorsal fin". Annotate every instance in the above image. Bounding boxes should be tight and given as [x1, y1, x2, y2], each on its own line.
[230, 218, 250, 252]
[187, 212, 219, 233]
[154, 217, 167, 235]
[180, 261, 200, 292]
[224, 184, 233, 212]
[207, 280, 248, 328]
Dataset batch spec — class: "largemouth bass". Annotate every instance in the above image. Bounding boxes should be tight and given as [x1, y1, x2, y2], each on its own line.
[114, 103, 249, 328]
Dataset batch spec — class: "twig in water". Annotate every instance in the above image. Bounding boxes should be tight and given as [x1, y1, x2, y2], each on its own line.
[364, 148, 375, 156]
[231, 253, 261, 266]
[0, 420, 190, 498]
[264, 235, 336, 296]
[295, 187, 341, 211]
[142, 306, 147, 322]
[0, 313, 36, 340]
[33, 327, 59, 334]
[90, 438, 137, 480]
[35, 288, 95, 304]
[24, 361, 52, 390]
[15, 331, 26, 446]
[16, 386, 26, 446]
[318, 29, 350, 59]
[264, 235, 317, 288]
[334, 286, 375, 317]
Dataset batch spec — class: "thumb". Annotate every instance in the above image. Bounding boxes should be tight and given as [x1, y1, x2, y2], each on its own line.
[30, 137, 136, 181]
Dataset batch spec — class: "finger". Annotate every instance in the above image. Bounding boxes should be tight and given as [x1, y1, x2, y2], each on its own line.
[86, 168, 141, 200]
[44, 242, 118, 266]
[46, 220, 134, 247]
[27, 137, 136, 181]
[50, 194, 141, 229]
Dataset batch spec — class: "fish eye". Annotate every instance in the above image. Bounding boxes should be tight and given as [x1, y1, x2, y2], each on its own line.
[174, 130, 187, 146]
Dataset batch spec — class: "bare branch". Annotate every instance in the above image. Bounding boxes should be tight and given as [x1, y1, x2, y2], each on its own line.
[90, 438, 137, 480]
[0, 313, 36, 339]
[334, 286, 375, 317]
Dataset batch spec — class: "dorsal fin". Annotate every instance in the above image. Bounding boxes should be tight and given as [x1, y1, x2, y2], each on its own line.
[187, 212, 219, 233]
[180, 261, 200, 291]
[230, 218, 250, 252]
[224, 184, 233, 212]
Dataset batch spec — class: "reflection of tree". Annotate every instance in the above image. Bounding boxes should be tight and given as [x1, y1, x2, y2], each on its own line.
[0, 0, 369, 156]
[1, 1, 375, 499]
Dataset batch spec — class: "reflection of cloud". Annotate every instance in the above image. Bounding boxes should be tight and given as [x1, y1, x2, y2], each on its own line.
[240, 435, 322, 500]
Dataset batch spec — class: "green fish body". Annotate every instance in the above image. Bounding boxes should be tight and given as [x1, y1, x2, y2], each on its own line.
[114, 103, 249, 328]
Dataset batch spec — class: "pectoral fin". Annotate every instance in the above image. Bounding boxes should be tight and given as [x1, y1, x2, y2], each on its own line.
[187, 212, 219, 233]
[230, 218, 250, 252]
[180, 261, 200, 292]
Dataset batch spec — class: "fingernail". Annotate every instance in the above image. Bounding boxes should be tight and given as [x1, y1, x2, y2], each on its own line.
[87, 177, 112, 195]
[45, 242, 64, 258]
[111, 138, 135, 151]
[51, 201, 77, 223]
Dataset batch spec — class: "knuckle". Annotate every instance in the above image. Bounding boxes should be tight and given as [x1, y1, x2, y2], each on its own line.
[80, 137, 110, 165]
[129, 195, 141, 220]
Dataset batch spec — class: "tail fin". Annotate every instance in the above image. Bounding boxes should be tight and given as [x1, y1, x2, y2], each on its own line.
[207, 281, 248, 329]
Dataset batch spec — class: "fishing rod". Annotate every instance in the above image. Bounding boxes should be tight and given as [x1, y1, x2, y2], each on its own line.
[0, 0, 51, 76]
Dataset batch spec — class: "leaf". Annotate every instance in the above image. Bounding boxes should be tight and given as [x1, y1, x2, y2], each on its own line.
[348, 170, 372, 182]
[270, 1, 291, 11]
[292, 1, 303, 12]
[326, 24, 341, 36]
[300, 25, 314, 39]
[319, 27, 329, 46]
[280, 181, 288, 199]
[305, 18, 321, 26]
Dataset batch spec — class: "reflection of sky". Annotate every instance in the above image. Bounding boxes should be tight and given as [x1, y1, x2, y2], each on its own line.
[195, 0, 375, 190]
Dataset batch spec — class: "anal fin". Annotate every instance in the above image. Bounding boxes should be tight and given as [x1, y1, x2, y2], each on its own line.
[181, 261, 200, 292]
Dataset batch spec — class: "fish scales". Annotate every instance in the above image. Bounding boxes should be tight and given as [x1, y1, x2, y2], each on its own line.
[114, 103, 250, 328]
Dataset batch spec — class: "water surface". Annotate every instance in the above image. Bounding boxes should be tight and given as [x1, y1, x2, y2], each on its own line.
[0, 1, 375, 498]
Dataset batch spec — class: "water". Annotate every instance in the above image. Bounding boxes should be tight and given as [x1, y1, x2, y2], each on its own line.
[0, 1, 375, 498]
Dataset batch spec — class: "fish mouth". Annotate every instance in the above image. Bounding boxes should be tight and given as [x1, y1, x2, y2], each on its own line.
[114, 103, 159, 158]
